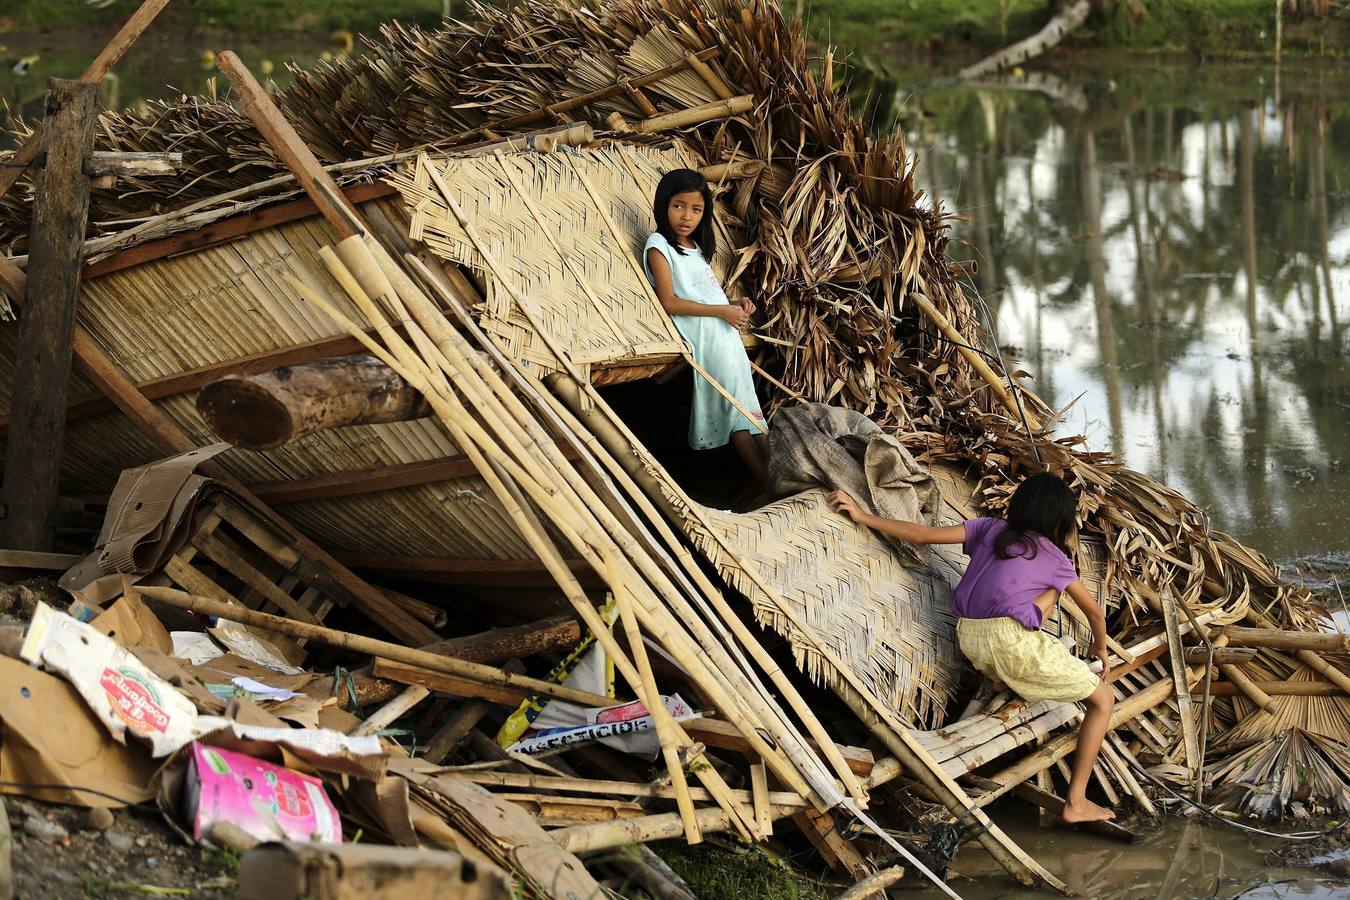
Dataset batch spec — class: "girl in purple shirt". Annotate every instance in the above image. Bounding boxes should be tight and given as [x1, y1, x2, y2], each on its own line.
[829, 472, 1117, 825]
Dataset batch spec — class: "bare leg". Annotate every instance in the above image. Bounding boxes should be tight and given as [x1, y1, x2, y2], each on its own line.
[730, 429, 768, 486]
[1062, 681, 1116, 823]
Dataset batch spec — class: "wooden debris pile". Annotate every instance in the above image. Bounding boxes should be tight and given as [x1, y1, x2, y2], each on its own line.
[2, 0, 1350, 895]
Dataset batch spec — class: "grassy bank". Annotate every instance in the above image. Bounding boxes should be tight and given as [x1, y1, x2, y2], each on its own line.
[1, 0, 444, 36]
[809, 0, 1348, 60]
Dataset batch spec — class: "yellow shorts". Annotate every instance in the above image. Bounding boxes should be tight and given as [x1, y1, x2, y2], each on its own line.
[956, 616, 1100, 703]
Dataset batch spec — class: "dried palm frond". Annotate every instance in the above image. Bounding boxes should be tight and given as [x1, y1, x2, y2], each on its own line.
[1207, 728, 1350, 820]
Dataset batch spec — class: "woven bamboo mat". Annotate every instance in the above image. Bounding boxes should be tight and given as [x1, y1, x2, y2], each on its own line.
[387, 145, 734, 373]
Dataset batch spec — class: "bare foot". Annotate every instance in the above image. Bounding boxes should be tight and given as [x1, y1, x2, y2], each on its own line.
[1061, 798, 1116, 824]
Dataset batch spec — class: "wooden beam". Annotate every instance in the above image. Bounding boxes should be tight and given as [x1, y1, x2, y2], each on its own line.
[333, 552, 601, 588]
[0, 549, 82, 570]
[0, 332, 377, 436]
[82, 180, 396, 280]
[250, 454, 487, 505]
[85, 151, 182, 177]
[0, 0, 170, 203]
[1220, 626, 1350, 652]
[197, 353, 432, 450]
[0, 80, 100, 551]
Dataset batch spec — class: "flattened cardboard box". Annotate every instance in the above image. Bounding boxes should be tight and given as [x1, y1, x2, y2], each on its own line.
[236, 841, 513, 900]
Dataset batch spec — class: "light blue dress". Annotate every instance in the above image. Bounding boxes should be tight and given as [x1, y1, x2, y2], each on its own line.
[643, 232, 765, 449]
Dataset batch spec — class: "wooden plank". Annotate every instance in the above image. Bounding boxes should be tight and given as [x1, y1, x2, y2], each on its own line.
[348, 685, 430, 737]
[82, 180, 397, 280]
[1160, 590, 1200, 775]
[333, 552, 601, 588]
[421, 659, 524, 765]
[0, 80, 100, 551]
[0, 550, 81, 570]
[792, 809, 871, 880]
[192, 530, 321, 625]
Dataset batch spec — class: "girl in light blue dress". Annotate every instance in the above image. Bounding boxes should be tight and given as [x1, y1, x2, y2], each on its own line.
[642, 168, 768, 484]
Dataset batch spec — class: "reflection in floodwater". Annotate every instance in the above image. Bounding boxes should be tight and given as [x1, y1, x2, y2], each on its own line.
[900, 65, 1350, 563]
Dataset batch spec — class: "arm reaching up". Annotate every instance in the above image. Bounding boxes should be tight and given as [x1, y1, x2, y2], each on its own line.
[1065, 580, 1111, 682]
[827, 490, 965, 545]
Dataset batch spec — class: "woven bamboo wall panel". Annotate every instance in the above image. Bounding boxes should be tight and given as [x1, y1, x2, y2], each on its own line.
[700, 489, 965, 727]
[388, 146, 691, 372]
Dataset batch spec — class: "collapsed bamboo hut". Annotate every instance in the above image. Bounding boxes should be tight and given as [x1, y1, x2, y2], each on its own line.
[2, 0, 1348, 892]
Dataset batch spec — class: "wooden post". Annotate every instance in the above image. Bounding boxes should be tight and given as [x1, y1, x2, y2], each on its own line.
[197, 353, 432, 450]
[0, 79, 100, 550]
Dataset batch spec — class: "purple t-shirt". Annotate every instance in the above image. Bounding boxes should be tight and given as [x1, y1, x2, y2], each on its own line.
[951, 518, 1079, 630]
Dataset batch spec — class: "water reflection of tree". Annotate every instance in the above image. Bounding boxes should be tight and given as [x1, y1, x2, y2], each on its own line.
[899, 72, 1350, 555]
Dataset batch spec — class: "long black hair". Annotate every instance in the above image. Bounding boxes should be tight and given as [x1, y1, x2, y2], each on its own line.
[995, 472, 1078, 560]
[653, 168, 715, 260]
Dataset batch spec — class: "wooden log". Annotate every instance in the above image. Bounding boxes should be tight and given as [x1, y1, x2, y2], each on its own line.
[1220, 626, 1350, 652]
[0, 79, 100, 551]
[197, 353, 432, 451]
[137, 585, 617, 708]
[0, 0, 170, 203]
[380, 587, 447, 630]
[419, 615, 580, 664]
[835, 867, 906, 900]
[634, 95, 755, 133]
[1184, 647, 1258, 666]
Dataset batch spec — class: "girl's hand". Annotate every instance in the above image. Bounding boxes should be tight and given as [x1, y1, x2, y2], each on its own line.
[721, 303, 750, 330]
[827, 490, 866, 523]
[1094, 647, 1112, 683]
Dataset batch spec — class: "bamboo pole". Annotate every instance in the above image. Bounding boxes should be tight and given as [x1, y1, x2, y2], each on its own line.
[406, 167, 820, 807]
[684, 53, 734, 101]
[633, 95, 755, 133]
[1191, 681, 1348, 697]
[1220, 626, 1350, 652]
[453, 770, 808, 809]
[909, 291, 1042, 428]
[460, 157, 858, 799]
[544, 362, 1060, 894]
[138, 586, 616, 707]
[358, 244, 779, 830]
[1247, 611, 1350, 696]
[294, 253, 758, 842]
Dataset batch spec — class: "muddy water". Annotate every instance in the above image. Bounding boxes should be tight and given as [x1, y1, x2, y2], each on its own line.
[891, 62, 1350, 570]
[906, 804, 1345, 899]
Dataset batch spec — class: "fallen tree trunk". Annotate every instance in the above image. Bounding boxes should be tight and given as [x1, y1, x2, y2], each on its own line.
[958, 0, 1092, 80]
[197, 353, 430, 450]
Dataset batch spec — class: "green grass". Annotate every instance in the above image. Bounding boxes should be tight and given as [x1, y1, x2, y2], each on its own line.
[654, 840, 833, 900]
[1, 0, 445, 36]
